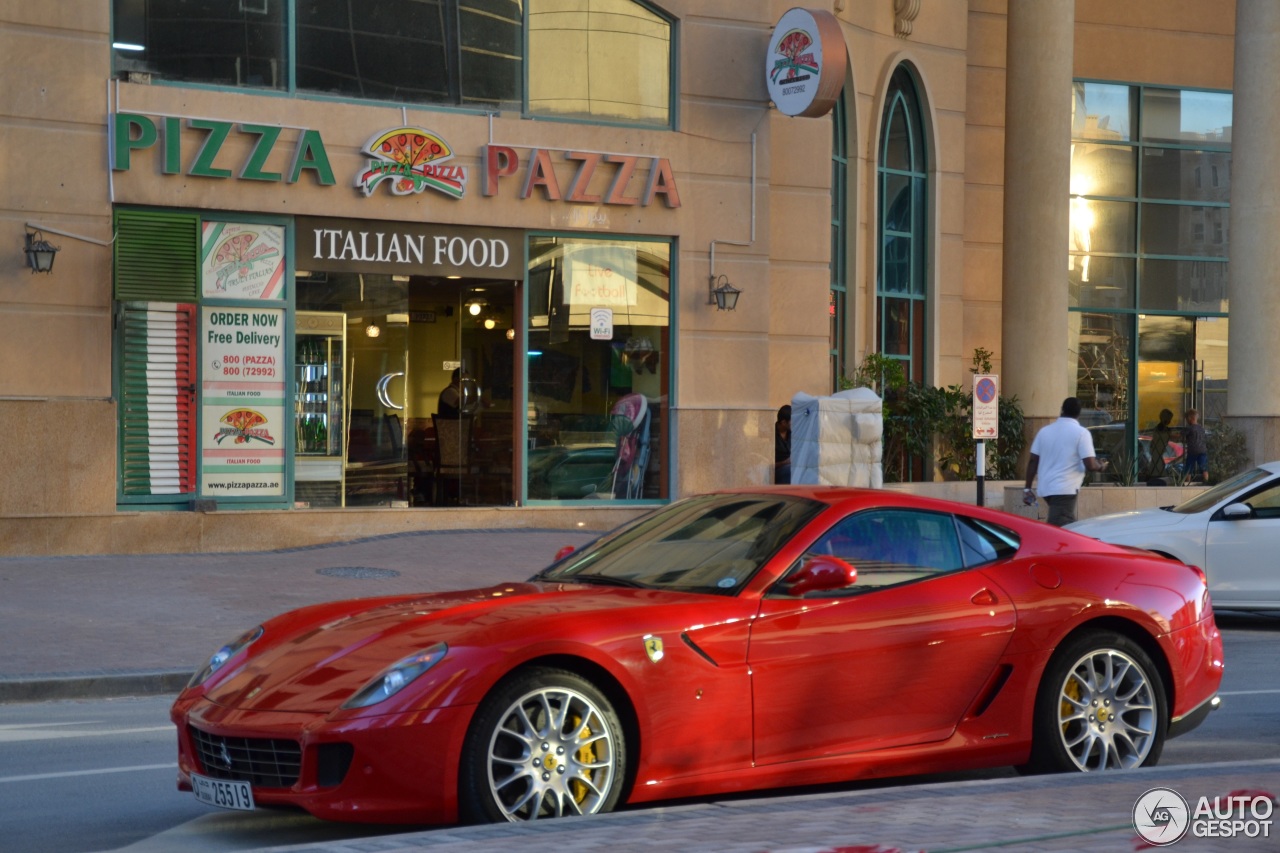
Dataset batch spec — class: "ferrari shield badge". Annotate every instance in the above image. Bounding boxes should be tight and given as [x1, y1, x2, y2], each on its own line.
[643, 634, 664, 663]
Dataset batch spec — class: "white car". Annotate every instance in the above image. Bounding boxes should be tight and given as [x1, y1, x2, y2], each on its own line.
[1067, 462, 1280, 611]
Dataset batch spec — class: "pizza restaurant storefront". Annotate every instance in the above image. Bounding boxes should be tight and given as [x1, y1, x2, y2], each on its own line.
[112, 113, 675, 518]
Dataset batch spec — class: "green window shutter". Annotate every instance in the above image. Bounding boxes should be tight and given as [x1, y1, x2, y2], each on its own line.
[114, 210, 200, 301]
[119, 302, 197, 496]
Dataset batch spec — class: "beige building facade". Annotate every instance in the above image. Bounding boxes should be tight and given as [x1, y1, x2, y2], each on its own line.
[1, 1, 1266, 556]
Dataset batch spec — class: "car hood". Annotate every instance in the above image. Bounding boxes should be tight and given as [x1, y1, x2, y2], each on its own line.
[201, 582, 716, 714]
[1067, 506, 1187, 536]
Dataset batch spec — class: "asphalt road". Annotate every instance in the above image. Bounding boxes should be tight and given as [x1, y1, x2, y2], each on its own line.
[2, 611, 1275, 853]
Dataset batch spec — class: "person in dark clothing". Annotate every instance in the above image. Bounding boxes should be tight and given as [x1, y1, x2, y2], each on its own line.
[1182, 408, 1209, 483]
[774, 404, 791, 485]
[1145, 408, 1175, 483]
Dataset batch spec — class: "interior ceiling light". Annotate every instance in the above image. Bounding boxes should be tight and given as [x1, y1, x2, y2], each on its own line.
[469, 302, 482, 316]
[484, 318, 496, 330]
[365, 324, 381, 338]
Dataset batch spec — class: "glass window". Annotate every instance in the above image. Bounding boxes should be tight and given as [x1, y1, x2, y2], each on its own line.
[1070, 255, 1135, 310]
[113, 0, 672, 124]
[830, 97, 849, 390]
[540, 494, 825, 594]
[1140, 259, 1229, 312]
[1072, 82, 1134, 142]
[527, 0, 672, 126]
[1143, 149, 1230, 201]
[1071, 143, 1136, 198]
[112, 0, 287, 90]
[1070, 199, 1136, 255]
[526, 236, 670, 501]
[1141, 203, 1228, 258]
[807, 510, 964, 590]
[1141, 88, 1232, 146]
[294, 0, 521, 109]
[955, 516, 1019, 567]
[876, 66, 928, 392]
[1071, 311, 1132, 431]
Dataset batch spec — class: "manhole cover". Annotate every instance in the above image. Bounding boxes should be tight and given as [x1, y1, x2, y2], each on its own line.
[316, 566, 402, 579]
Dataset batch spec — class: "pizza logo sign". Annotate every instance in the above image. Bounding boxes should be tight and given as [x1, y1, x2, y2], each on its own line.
[215, 409, 276, 445]
[769, 28, 818, 85]
[356, 127, 467, 198]
[210, 231, 280, 292]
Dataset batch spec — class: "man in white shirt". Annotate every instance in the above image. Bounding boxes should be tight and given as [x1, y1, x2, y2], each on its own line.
[1024, 397, 1108, 526]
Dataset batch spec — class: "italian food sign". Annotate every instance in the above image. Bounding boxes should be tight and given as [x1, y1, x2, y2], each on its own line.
[766, 8, 848, 118]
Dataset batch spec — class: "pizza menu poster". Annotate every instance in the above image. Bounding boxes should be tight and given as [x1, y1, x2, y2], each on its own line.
[199, 306, 286, 497]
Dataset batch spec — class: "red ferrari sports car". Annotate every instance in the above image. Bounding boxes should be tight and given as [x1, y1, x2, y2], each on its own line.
[171, 488, 1224, 824]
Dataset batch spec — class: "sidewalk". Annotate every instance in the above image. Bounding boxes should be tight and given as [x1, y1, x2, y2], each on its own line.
[3, 531, 1277, 852]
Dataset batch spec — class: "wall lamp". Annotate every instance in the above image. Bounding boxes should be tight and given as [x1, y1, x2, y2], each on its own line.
[24, 230, 60, 274]
[708, 274, 742, 311]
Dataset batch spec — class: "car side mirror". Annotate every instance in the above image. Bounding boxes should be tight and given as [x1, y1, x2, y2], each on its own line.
[779, 554, 858, 597]
[554, 545, 577, 561]
[1222, 502, 1252, 519]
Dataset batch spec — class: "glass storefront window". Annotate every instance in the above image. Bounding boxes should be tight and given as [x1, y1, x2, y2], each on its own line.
[1141, 88, 1232, 146]
[295, 272, 518, 508]
[1070, 255, 1135, 310]
[1069, 199, 1136, 255]
[1071, 143, 1137, 198]
[1072, 82, 1134, 142]
[526, 236, 670, 501]
[1140, 259, 1229, 313]
[526, 0, 672, 126]
[1141, 149, 1231, 202]
[1070, 310, 1132, 463]
[1140, 203, 1228, 258]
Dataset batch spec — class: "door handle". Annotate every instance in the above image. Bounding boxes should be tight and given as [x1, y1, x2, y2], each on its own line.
[971, 588, 999, 606]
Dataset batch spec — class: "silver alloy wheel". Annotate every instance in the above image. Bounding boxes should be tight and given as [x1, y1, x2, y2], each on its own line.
[1055, 647, 1156, 770]
[484, 685, 617, 821]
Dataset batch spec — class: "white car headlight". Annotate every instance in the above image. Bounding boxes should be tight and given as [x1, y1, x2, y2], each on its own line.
[342, 643, 449, 709]
[188, 625, 263, 687]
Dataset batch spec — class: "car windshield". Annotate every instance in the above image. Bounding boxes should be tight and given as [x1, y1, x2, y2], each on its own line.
[1170, 467, 1275, 514]
[535, 493, 826, 595]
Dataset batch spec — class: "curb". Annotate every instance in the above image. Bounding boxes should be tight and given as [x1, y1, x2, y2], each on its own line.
[0, 669, 191, 704]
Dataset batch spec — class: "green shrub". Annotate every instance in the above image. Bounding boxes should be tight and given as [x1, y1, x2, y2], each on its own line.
[1208, 420, 1250, 483]
[844, 349, 1025, 483]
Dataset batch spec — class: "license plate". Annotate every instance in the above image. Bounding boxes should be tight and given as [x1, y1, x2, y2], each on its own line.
[192, 772, 255, 811]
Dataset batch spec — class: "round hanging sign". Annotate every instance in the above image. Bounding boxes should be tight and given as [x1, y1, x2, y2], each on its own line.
[765, 8, 848, 118]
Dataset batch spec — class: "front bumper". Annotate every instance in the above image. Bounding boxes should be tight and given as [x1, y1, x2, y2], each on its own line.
[172, 693, 474, 824]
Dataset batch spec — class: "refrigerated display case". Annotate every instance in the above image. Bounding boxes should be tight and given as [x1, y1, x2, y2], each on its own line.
[295, 311, 345, 507]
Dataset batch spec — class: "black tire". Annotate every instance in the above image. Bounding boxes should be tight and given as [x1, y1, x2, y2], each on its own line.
[458, 667, 627, 823]
[1023, 631, 1167, 774]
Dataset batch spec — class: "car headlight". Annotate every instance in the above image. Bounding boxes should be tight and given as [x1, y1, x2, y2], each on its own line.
[342, 643, 449, 709]
[188, 625, 264, 688]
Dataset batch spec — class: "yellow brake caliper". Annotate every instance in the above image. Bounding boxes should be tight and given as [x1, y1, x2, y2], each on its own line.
[570, 714, 596, 804]
[1062, 676, 1082, 734]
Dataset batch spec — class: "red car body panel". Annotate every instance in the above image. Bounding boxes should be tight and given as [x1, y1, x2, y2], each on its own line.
[171, 487, 1224, 824]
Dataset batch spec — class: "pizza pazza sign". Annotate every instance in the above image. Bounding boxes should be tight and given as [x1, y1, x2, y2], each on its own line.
[110, 114, 681, 207]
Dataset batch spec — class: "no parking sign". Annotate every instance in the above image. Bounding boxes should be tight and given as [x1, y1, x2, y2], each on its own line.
[973, 374, 999, 439]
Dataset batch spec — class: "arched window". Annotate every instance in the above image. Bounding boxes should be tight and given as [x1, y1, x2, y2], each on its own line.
[830, 95, 849, 389]
[876, 66, 928, 384]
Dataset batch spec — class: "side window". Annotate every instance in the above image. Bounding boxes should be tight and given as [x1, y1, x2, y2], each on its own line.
[955, 516, 1020, 567]
[1240, 483, 1280, 519]
[806, 509, 964, 590]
